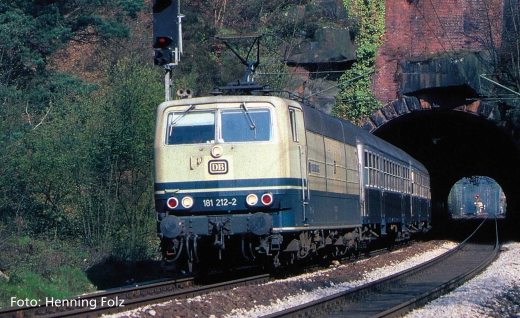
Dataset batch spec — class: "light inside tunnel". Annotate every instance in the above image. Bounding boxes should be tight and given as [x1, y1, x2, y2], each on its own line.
[447, 176, 506, 216]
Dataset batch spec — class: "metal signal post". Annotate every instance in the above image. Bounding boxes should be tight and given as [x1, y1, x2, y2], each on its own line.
[153, 0, 184, 101]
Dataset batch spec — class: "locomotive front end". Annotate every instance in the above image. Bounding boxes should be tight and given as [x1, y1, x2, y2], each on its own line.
[154, 96, 305, 271]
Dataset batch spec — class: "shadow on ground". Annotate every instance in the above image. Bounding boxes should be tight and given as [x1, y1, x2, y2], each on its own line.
[86, 258, 174, 290]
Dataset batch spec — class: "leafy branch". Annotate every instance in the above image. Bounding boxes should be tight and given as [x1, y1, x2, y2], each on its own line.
[333, 0, 385, 124]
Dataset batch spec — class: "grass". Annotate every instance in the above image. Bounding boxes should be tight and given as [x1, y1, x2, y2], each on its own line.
[0, 267, 96, 307]
[0, 235, 98, 308]
[0, 228, 160, 307]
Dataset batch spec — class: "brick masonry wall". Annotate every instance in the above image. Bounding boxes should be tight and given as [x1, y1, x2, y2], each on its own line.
[374, 0, 504, 103]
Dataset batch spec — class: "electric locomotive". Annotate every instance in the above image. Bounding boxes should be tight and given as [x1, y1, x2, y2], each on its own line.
[154, 94, 431, 272]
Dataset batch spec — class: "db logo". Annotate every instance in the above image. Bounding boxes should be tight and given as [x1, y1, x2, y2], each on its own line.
[209, 160, 228, 174]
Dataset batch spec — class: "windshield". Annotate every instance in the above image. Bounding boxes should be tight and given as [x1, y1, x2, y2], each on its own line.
[165, 107, 271, 145]
[221, 109, 270, 142]
[166, 111, 215, 144]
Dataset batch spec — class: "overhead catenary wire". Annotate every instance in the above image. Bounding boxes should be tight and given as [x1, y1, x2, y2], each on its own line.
[304, 70, 375, 99]
[410, 1, 468, 83]
[427, 0, 457, 53]
[258, 70, 350, 76]
[479, 75, 520, 97]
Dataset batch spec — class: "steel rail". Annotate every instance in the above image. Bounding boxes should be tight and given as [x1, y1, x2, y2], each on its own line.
[0, 274, 270, 318]
[264, 217, 500, 318]
[0, 239, 415, 318]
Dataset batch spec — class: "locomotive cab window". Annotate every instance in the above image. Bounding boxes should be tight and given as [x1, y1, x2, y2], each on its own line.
[289, 108, 299, 142]
[166, 111, 215, 144]
[165, 106, 271, 144]
[221, 108, 271, 142]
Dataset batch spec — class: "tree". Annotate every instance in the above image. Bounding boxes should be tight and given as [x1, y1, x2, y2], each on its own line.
[0, 0, 152, 252]
[0, 1, 140, 87]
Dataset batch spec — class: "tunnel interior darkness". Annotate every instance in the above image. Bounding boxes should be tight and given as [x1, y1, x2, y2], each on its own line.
[372, 110, 520, 223]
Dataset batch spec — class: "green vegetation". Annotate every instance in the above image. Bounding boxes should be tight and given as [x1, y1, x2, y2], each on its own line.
[1, 0, 518, 306]
[0, 0, 162, 303]
[0, 268, 94, 304]
[0, 233, 96, 306]
[332, 0, 386, 124]
[0, 0, 333, 303]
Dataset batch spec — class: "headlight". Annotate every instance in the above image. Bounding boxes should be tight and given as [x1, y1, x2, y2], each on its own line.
[181, 196, 194, 209]
[246, 193, 258, 206]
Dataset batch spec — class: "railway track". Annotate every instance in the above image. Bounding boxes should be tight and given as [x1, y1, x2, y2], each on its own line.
[0, 236, 462, 318]
[264, 216, 500, 318]
[0, 238, 415, 318]
[0, 274, 270, 318]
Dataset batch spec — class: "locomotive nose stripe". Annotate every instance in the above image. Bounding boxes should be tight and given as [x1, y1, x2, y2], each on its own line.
[155, 178, 306, 191]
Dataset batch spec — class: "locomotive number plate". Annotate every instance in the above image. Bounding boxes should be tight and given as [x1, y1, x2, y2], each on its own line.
[208, 159, 228, 174]
[202, 198, 237, 207]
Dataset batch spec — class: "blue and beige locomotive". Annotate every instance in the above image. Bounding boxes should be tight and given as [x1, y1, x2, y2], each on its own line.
[154, 93, 431, 271]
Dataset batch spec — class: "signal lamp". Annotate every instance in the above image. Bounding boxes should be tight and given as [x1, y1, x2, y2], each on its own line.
[154, 36, 173, 48]
[261, 193, 273, 206]
[167, 197, 179, 209]
[154, 48, 172, 66]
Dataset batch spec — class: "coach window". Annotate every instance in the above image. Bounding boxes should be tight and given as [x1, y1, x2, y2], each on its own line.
[369, 153, 374, 187]
[402, 167, 406, 193]
[368, 152, 373, 186]
[383, 158, 388, 189]
[375, 154, 380, 187]
[376, 154, 380, 187]
[411, 170, 415, 195]
[376, 155, 381, 188]
[418, 174, 423, 197]
[398, 165, 402, 192]
[427, 177, 432, 199]
[420, 174, 424, 197]
[404, 167, 410, 194]
[386, 161, 390, 190]
[390, 162, 394, 191]
[393, 163, 397, 191]
[166, 111, 215, 144]
[364, 151, 369, 186]
[417, 173, 421, 196]
[389, 162, 393, 191]
[422, 174, 426, 198]
[221, 108, 271, 142]
[366, 151, 377, 187]
[372, 155, 377, 187]
[413, 173, 417, 196]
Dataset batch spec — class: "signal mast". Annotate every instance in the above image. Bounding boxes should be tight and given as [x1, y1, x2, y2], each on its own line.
[152, 0, 183, 101]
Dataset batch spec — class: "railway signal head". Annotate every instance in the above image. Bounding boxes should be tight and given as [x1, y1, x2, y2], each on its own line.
[152, 0, 179, 65]
[154, 48, 173, 66]
[154, 36, 173, 49]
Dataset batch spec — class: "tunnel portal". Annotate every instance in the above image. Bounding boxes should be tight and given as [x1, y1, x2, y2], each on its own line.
[372, 108, 520, 224]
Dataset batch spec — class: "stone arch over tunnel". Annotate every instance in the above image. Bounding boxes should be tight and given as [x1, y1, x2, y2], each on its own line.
[362, 98, 520, 225]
